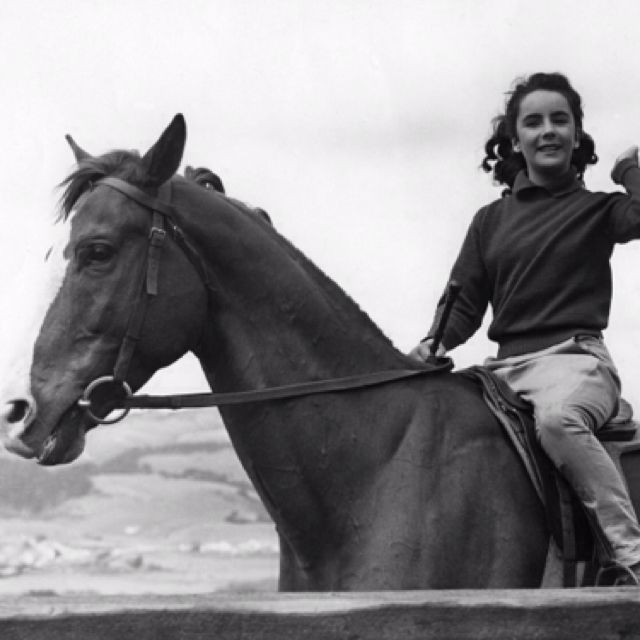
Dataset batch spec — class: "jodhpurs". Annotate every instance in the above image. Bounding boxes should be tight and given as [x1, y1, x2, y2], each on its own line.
[485, 335, 640, 566]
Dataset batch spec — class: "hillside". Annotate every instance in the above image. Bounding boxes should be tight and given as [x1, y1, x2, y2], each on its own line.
[0, 408, 279, 594]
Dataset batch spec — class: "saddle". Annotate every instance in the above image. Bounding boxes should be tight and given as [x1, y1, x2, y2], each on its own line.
[460, 365, 640, 587]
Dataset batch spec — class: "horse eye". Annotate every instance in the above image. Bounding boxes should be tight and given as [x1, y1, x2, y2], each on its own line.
[89, 243, 115, 262]
[78, 242, 115, 267]
[204, 182, 215, 190]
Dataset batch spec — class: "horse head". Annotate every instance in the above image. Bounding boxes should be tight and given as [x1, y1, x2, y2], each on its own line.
[1, 115, 210, 464]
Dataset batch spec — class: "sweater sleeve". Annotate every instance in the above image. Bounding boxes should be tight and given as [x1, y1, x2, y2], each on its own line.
[608, 159, 640, 243]
[426, 210, 491, 350]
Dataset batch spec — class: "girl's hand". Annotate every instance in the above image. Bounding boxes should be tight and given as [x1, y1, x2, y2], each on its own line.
[612, 146, 639, 185]
[615, 145, 639, 167]
[408, 339, 446, 363]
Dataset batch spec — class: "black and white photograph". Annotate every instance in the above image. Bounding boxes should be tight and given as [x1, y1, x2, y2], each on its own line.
[1, 1, 640, 637]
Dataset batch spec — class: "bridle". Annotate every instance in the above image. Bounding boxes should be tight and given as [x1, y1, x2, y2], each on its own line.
[78, 176, 452, 425]
[77, 175, 217, 424]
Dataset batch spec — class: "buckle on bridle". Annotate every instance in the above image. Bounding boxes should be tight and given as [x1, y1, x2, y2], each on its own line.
[149, 226, 167, 246]
[78, 376, 132, 425]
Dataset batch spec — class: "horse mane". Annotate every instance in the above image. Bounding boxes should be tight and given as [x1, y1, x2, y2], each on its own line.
[58, 150, 148, 220]
[220, 195, 402, 355]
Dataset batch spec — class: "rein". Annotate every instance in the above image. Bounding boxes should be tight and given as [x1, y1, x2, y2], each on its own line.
[120, 365, 451, 410]
[78, 177, 453, 424]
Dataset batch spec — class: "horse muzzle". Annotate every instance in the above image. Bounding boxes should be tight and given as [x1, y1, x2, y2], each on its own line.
[1, 395, 39, 458]
[1, 393, 87, 465]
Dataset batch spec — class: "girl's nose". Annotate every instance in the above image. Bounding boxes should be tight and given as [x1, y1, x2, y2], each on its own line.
[541, 118, 556, 137]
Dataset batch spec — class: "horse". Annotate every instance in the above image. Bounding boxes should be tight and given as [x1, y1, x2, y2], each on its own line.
[0, 115, 548, 590]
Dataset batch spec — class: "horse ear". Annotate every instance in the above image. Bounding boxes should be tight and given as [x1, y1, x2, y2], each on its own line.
[65, 134, 92, 163]
[140, 114, 186, 187]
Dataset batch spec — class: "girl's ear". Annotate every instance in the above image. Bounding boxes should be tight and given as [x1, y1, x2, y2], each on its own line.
[512, 139, 521, 153]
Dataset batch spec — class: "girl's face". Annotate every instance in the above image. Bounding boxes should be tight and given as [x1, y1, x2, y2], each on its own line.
[514, 90, 579, 186]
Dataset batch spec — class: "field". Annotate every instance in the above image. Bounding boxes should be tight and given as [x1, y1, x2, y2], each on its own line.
[0, 408, 279, 595]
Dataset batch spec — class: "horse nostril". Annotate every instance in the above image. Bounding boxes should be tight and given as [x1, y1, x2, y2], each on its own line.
[5, 400, 31, 424]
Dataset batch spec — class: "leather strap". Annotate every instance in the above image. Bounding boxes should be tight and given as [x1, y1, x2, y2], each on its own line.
[119, 363, 453, 410]
[112, 211, 166, 381]
[98, 180, 170, 382]
[99, 176, 175, 217]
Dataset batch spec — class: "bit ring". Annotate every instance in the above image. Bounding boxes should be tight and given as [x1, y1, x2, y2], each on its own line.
[78, 376, 132, 425]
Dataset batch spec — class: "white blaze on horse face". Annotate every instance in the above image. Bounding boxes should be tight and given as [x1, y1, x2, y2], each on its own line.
[0, 219, 71, 444]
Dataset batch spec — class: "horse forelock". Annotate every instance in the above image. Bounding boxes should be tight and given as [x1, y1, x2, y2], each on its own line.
[58, 150, 146, 220]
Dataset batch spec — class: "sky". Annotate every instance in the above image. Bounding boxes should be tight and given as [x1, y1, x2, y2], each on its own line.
[3, 0, 640, 405]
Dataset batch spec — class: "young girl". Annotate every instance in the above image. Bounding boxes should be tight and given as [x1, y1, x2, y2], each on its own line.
[410, 72, 640, 585]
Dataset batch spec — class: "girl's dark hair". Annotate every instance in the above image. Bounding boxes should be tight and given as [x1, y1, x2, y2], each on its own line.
[481, 72, 598, 189]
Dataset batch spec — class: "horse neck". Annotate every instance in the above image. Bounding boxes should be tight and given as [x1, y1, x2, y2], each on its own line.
[181, 197, 410, 391]
[173, 190, 422, 569]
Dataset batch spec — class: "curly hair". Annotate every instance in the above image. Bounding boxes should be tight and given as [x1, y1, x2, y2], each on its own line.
[481, 72, 598, 189]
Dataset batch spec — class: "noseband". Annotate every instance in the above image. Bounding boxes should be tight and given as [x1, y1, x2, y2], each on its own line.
[78, 177, 452, 425]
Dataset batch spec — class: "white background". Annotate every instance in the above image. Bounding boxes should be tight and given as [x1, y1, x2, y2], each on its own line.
[2, 1, 640, 405]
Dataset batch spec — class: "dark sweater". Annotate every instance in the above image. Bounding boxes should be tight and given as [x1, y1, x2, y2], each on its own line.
[428, 160, 640, 358]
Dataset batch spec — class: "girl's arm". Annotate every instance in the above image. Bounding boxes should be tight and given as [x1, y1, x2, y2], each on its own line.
[410, 211, 491, 361]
